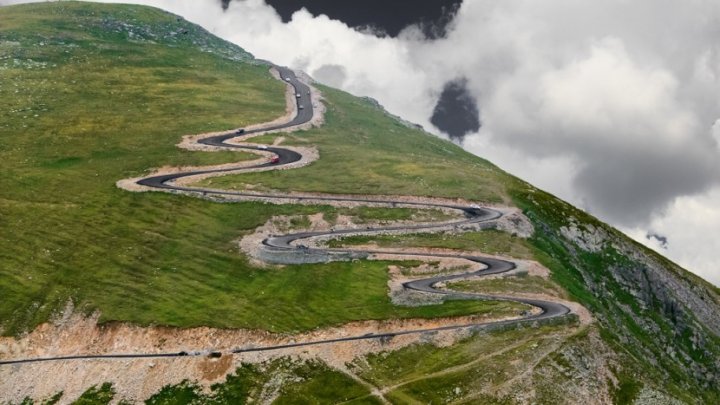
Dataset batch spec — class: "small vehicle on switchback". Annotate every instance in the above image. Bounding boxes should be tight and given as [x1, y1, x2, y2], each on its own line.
[269, 156, 280, 164]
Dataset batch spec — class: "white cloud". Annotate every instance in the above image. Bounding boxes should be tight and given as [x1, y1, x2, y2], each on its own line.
[623, 186, 720, 286]
[481, 35, 719, 225]
[485, 37, 696, 149]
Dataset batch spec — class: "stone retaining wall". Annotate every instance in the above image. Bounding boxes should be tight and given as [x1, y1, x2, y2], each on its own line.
[257, 246, 369, 265]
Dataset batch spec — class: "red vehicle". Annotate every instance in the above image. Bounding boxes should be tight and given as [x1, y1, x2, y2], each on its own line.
[269, 156, 280, 164]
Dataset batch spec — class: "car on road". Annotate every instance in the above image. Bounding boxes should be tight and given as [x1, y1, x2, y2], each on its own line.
[269, 156, 280, 164]
[235, 129, 245, 135]
[299, 105, 304, 110]
[258, 145, 268, 150]
[285, 77, 291, 82]
[296, 93, 301, 98]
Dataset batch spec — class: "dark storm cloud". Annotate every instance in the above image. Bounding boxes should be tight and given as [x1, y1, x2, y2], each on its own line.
[430, 78, 480, 142]
[571, 145, 719, 225]
[647, 233, 669, 249]
[222, 0, 462, 39]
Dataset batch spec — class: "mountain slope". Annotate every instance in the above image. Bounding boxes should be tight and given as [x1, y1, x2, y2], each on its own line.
[0, 2, 509, 337]
[0, 2, 718, 404]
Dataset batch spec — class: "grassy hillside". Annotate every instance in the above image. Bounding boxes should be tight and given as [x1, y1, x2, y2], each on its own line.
[200, 86, 510, 203]
[2, 2, 719, 404]
[0, 2, 516, 336]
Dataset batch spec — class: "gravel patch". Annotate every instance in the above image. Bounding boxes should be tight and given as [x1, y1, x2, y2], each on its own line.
[0, 310, 521, 403]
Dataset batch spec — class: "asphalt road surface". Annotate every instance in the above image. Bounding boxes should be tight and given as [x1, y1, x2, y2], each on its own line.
[0, 65, 570, 366]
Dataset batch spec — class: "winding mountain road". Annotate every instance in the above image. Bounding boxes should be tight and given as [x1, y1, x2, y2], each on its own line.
[0, 66, 571, 366]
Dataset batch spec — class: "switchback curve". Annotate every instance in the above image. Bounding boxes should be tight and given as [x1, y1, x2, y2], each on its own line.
[0, 65, 571, 366]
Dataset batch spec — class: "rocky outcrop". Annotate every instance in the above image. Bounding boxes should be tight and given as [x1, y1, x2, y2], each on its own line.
[495, 209, 534, 238]
[549, 213, 720, 395]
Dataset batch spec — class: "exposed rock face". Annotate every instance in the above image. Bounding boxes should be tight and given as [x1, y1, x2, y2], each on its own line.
[542, 210, 720, 394]
[634, 387, 686, 405]
[495, 210, 534, 238]
[524, 328, 617, 404]
[559, 221, 609, 253]
[98, 14, 252, 62]
[561, 216, 720, 337]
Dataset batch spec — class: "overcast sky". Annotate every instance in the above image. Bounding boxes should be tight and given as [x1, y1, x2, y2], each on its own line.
[3, 0, 719, 286]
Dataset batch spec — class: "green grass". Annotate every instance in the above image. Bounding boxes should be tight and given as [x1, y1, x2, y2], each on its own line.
[143, 359, 375, 404]
[381, 334, 560, 404]
[11, 393, 63, 405]
[326, 228, 561, 296]
[340, 206, 456, 224]
[327, 229, 534, 259]
[259, 206, 452, 234]
[611, 369, 643, 405]
[71, 383, 114, 405]
[145, 381, 201, 404]
[0, 2, 290, 334]
[196, 85, 512, 203]
[0, 2, 522, 335]
[241, 133, 283, 145]
[351, 324, 567, 389]
[451, 274, 565, 297]
[272, 361, 371, 404]
[304, 206, 456, 226]
[348, 324, 572, 404]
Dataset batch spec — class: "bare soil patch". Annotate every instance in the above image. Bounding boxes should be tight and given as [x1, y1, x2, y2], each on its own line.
[0, 309, 524, 403]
